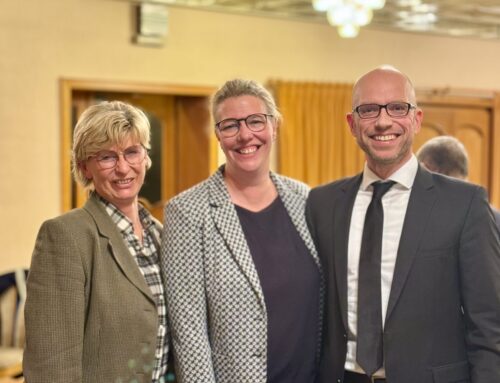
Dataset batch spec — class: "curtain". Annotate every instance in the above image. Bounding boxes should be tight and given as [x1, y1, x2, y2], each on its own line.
[270, 80, 365, 187]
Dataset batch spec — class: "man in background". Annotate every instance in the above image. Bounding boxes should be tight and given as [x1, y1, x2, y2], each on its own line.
[416, 135, 500, 229]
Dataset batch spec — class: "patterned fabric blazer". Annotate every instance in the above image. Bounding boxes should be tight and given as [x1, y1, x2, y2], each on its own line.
[23, 193, 163, 383]
[162, 167, 323, 383]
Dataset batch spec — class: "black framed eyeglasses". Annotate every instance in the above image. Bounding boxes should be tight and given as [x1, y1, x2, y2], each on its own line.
[89, 145, 147, 170]
[215, 113, 273, 138]
[354, 102, 416, 119]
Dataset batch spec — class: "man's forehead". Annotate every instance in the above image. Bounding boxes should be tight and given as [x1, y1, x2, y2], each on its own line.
[353, 71, 413, 105]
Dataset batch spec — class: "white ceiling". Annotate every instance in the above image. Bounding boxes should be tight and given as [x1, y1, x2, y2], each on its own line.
[135, 0, 500, 40]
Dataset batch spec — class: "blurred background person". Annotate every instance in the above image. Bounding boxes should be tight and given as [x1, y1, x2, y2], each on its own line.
[23, 101, 169, 383]
[417, 135, 500, 228]
[416, 135, 469, 179]
[162, 79, 322, 383]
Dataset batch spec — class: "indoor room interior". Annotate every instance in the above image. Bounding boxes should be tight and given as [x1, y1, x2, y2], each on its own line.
[2, 0, 500, 380]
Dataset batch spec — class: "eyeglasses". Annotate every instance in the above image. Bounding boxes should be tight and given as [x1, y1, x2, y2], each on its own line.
[354, 102, 416, 119]
[89, 145, 147, 170]
[215, 113, 273, 138]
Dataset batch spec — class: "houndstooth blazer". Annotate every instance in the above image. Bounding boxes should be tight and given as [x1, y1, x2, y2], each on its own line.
[162, 167, 323, 383]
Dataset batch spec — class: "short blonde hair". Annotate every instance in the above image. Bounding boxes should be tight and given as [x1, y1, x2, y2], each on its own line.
[211, 79, 282, 125]
[72, 101, 152, 188]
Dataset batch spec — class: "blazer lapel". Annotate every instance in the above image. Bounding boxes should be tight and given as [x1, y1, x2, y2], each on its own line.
[84, 194, 155, 303]
[385, 167, 436, 321]
[272, 173, 321, 271]
[335, 175, 363, 332]
[207, 169, 266, 311]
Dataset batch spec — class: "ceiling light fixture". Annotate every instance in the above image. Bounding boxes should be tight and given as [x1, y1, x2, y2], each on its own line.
[312, 0, 386, 38]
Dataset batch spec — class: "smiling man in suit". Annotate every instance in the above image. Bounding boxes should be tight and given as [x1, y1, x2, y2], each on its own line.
[306, 66, 500, 383]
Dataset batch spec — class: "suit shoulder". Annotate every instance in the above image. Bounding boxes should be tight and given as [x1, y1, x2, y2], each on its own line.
[34, 208, 99, 262]
[309, 175, 359, 199]
[429, 172, 484, 195]
[41, 208, 94, 231]
[169, 178, 210, 204]
[273, 173, 310, 198]
[164, 178, 211, 220]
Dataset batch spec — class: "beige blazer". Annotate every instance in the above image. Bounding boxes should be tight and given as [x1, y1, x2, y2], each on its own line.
[23, 193, 164, 383]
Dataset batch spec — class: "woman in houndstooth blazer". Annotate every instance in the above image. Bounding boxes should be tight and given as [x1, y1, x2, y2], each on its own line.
[162, 79, 323, 383]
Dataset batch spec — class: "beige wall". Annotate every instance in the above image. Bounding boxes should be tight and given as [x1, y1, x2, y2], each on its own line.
[2, 0, 500, 271]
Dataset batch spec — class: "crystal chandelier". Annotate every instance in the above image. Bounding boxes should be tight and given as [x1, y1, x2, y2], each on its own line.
[312, 0, 386, 38]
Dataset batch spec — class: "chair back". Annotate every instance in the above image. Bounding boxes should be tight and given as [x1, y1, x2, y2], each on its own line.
[0, 269, 28, 348]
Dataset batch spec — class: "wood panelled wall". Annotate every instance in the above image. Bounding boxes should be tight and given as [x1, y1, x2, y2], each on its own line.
[416, 90, 500, 208]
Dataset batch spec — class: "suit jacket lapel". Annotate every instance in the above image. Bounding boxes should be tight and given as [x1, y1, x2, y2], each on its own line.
[84, 194, 155, 303]
[208, 169, 266, 311]
[386, 167, 436, 321]
[336, 175, 363, 332]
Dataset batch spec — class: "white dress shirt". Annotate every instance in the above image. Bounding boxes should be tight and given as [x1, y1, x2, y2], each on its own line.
[344, 155, 419, 376]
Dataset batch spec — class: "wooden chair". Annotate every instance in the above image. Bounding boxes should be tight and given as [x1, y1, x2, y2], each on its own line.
[0, 269, 27, 379]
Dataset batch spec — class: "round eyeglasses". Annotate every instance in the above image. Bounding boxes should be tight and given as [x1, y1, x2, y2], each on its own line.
[354, 102, 416, 119]
[89, 145, 147, 170]
[215, 113, 273, 138]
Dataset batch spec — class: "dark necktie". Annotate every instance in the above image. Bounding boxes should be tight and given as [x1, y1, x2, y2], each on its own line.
[356, 180, 395, 377]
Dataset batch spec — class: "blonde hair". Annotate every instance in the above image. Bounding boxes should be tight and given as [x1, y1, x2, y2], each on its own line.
[211, 79, 282, 125]
[72, 101, 151, 188]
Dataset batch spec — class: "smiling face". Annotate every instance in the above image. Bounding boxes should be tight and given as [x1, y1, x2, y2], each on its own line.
[80, 136, 147, 210]
[215, 95, 276, 179]
[347, 68, 423, 178]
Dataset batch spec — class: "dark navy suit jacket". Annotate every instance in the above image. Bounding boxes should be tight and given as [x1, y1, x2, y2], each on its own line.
[307, 166, 500, 383]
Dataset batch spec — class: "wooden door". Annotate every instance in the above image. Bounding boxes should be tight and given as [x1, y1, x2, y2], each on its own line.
[415, 104, 492, 190]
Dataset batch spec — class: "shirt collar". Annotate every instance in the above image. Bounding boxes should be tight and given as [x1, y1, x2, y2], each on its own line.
[95, 193, 155, 234]
[360, 155, 418, 191]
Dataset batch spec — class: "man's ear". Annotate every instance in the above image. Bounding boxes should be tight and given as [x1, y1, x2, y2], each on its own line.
[413, 108, 424, 134]
[347, 112, 356, 137]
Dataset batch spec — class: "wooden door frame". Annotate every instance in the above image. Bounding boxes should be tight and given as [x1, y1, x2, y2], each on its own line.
[60, 78, 218, 212]
[492, 93, 500, 208]
[416, 88, 500, 207]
